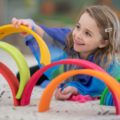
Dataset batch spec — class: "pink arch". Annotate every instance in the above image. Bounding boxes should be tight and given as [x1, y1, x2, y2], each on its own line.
[21, 59, 105, 105]
[0, 62, 20, 106]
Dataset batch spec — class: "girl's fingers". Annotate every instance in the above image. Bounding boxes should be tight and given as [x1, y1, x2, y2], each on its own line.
[62, 92, 72, 99]
[11, 17, 17, 24]
[22, 21, 32, 29]
[55, 88, 62, 99]
[55, 88, 72, 100]
[61, 87, 72, 94]
[62, 86, 78, 95]
[19, 20, 28, 26]
[59, 92, 72, 100]
[11, 18, 32, 29]
[12, 17, 19, 28]
[62, 89, 69, 94]
[16, 19, 24, 28]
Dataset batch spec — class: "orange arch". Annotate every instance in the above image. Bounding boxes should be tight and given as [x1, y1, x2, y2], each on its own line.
[38, 69, 120, 115]
[0, 62, 20, 106]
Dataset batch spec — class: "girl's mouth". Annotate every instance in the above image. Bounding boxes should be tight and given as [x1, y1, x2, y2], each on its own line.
[74, 40, 85, 46]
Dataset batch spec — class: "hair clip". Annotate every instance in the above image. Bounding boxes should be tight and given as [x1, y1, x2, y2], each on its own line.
[105, 28, 112, 32]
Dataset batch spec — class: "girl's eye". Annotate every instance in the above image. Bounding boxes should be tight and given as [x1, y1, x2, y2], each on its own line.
[76, 24, 80, 29]
[85, 31, 91, 37]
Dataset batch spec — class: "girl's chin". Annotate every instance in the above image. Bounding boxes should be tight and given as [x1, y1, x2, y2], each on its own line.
[73, 44, 83, 51]
[73, 47, 81, 52]
[73, 45, 81, 51]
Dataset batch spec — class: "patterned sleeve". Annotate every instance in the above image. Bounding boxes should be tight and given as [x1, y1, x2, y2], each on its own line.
[40, 25, 71, 45]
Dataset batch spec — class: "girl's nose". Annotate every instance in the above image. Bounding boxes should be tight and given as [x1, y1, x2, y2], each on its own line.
[75, 31, 82, 40]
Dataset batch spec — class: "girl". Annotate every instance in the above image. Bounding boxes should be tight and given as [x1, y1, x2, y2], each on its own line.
[11, 5, 120, 100]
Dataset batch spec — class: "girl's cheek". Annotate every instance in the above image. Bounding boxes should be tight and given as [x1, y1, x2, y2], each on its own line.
[72, 30, 76, 37]
[72, 33, 75, 39]
[72, 30, 74, 35]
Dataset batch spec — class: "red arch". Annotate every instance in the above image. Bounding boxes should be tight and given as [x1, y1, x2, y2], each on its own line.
[0, 62, 20, 105]
[38, 69, 120, 115]
[21, 59, 105, 105]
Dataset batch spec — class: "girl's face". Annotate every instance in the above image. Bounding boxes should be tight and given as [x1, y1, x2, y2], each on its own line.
[72, 12, 105, 59]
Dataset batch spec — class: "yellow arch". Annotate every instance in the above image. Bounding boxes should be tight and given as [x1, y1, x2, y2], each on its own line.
[0, 24, 51, 65]
[38, 69, 120, 114]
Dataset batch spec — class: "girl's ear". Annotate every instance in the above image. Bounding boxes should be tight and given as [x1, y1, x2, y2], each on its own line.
[99, 40, 109, 48]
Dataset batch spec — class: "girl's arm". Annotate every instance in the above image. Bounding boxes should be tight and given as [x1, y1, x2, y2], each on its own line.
[12, 18, 71, 45]
[40, 25, 71, 45]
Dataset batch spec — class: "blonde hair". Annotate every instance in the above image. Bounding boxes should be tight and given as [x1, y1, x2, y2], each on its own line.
[67, 5, 120, 69]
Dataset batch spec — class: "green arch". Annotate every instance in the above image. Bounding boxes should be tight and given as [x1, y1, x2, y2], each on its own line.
[0, 41, 30, 99]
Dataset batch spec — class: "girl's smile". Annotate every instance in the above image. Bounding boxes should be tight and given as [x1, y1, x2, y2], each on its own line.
[74, 39, 85, 46]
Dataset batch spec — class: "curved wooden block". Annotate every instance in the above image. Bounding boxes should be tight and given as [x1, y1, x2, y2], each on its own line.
[100, 77, 120, 106]
[20, 59, 105, 105]
[0, 24, 51, 66]
[38, 69, 120, 115]
[0, 41, 30, 99]
[0, 62, 20, 106]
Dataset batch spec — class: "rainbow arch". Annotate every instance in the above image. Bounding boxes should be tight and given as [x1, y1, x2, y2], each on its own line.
[0, 24, 51, 66]
[20, 59, 105, 105]
[0, 41, 30, 99]
[0, 24, 51, 99]
[0, 62, 20, 105]
[38, 69, 120, 115]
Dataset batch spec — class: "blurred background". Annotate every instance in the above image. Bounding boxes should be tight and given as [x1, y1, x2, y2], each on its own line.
[0, 0, 120, 55]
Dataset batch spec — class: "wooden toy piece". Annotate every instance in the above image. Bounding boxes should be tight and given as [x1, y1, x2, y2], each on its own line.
[0, 24, 51, 66]
[38, 69, 120, 115]
[0, 41, 30, 99]
[20, 59, 105, 105]
[0, 62, 20, 105]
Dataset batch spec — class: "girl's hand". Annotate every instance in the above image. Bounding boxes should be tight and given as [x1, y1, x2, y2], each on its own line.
[11, 17, 38, 36]
[11, 17, 37, 29]
[54, 86, 78, 100]
[11, 17, 44, 37]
